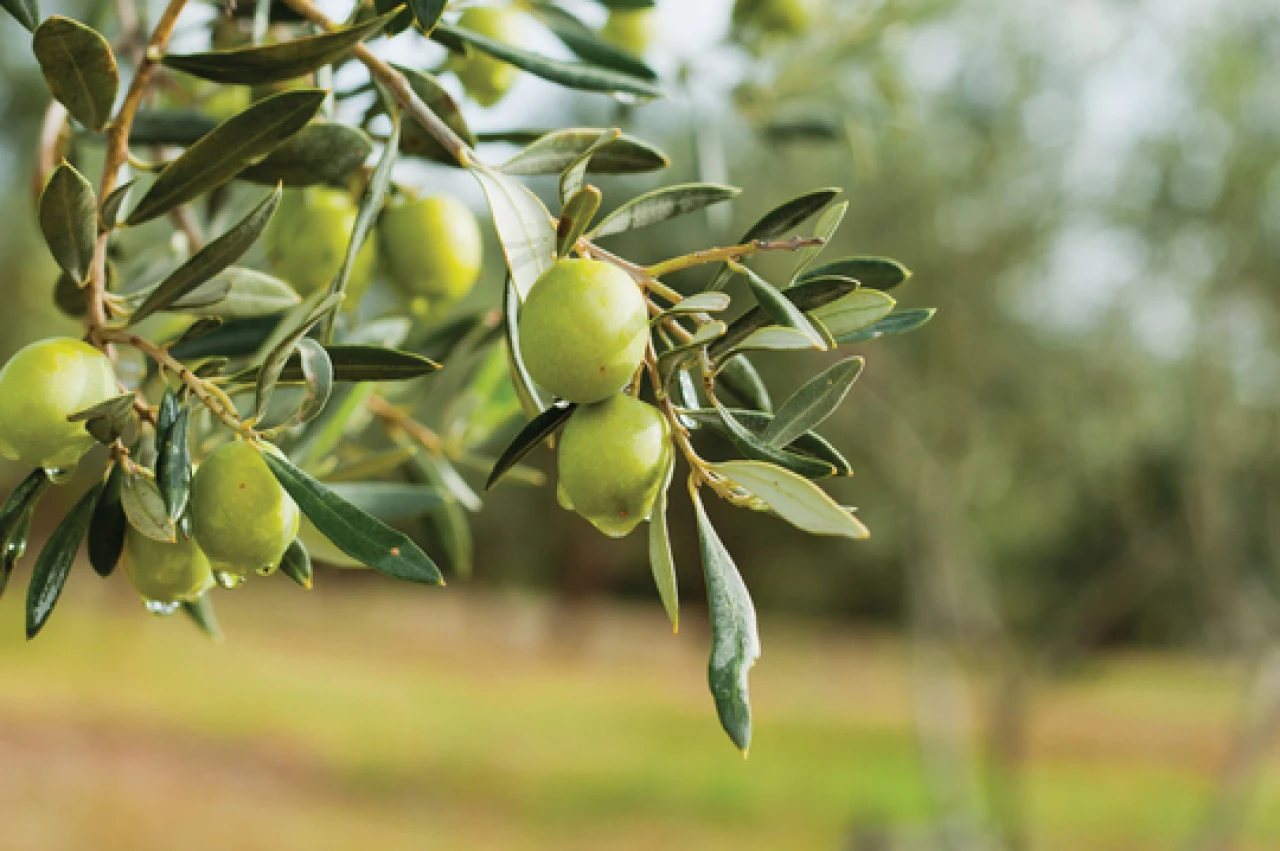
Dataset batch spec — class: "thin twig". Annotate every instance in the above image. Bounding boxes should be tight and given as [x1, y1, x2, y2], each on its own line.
[646, 236, 825, 278]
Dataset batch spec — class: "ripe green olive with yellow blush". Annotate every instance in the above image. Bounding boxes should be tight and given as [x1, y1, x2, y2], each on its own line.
[378, 195, 483, 318]
[190, 441, 300, 579]
[518, 259, 649, 404]
[601, 8, 656, 55]
[449, 6, 529, 107]
[264, 188, 376, 306]
[121, 526, 215, 606]
[557, 394, 671, 538]
[0, 337, 118, 471]
[733, 0, 817, 36]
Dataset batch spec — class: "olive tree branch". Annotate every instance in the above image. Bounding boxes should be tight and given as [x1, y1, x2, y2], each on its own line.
[367, 394, 445, 455]
[646, 236, 825, 278]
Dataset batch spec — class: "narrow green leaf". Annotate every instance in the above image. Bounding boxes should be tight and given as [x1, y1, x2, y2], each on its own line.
[255, 291, 341, 418]
[38, 162, 97, 282]
[128, 110, 218, 147]
[26, 481, 103, 639]
[181, 595, 223, 641]
[485, 402, 575, 491]
[88, 464, 126, 577]
[557, 185, 602, 257]
[709, 460, 870, 539]
[592, 183, 741, 239]
[236, 344, 439, 384]
[559, 128, 621, 203]
[240, 122, 373, 187]
[1, 0, 39, 31]
[170, 268, 300, 318]
[154, 392, 192, 523]
[790, 201, 847, 281]
[656, 292, 732, 319]
[263, 451, 444, 585]
[762, 357, 863, 447]
[472, 165, 556, 299]
[797, 256, 913, 291]
[739, 264, 826, 350]
[0, 470, 52, 596]
[503, 277, 548, 416]
[710, 398, 835, 479]
[100, 180, 134, 230]
[809, 289, 895, 340]
[528, 2, 658, 83]
[648, 454, 678, 632]
[728, 326, 822, 355]
[131, 186, 281, 323]
[656, 321, 727, 389]
[680, 407, 852, 477]
[294, 337, 333, 424]
[707, 275, 859, 360]
[434, 21, 662, 99]
[32, 16, 118, 130]
[163, 9, 400, 84]
[498, 128, 669, 176]
[280, 537, 313, 589]
[690, 484, 759, 754]
[715, 355, 771, 413]
[835, 307, 937, 345]
[325, 483, 444, 520]
[127, 89, 325, 225]
[121, 470, 176, 543]
[396, 65, 476, 164]
[706, 187, 841, 291]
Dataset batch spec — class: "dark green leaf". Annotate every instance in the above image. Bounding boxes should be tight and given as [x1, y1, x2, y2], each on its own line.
[762, 356, 863, 447]
[648, 454, 678, 632]
[498, 128, 669, 176]
[707, 275, 859, 360]
[408, 0, 445, 32]
[163, 9, 400, 84]
[485, 402, 575, 491]
[710, 460, 869, 539]
[680, 407, 852, 477]
[255, 291, 341, 417]
[690, 485, 759, 754]
[26, 481, 102, 639]
[279, 537, 313, 589]
[236, 344, 439, 384]
[166, 268, 300, 318]
[131, 186, 281, 323]
[0, 470, 52, 596]
[38, 162, 97, 282]
[790, 201, 847, 280]
[326, 482, 444, 520]
[263, 451, 443, 585]
[240, 122, 373, 187]
[121, 469, 176, 543]
[100, 180, 134, 230]
[127, 90, 325, 225]
[129, 110, 218, 147]
[472, 165, 556, 299]
[592, 183, 741, 238]
[434, 21, 662, 99]
[557, 184, 602, 257]
[154, 391, 192, 523]
[656, 321, 727, 390]
[181, 595, 223, 641]
[797, 255, 913, 291]
[0, 0, 38, 31]
[707, 187, 841, 291]
[170, 315, 283, 361]
[809, 289, 895, 340]
[710, 398, 835, 479]
[68, 392, 136, 445]
[716, 355, 771, 413]
[375, 0, 414, 33]
[396, 65, 476, 164]
[32, 16, 118, 130]
[835, 307, 937, 345]
[596, 0, 655, 7]
[529, 2, 658, 83]
[88, 463, 126, 577]
[739, 264, 826, 350]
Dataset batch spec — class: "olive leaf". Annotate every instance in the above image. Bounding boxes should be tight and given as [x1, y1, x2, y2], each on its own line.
[790, 200, 847, 281]
[38, 162, 97, 283]
[121, 469, 176, 543]
[498, 128, 669, 176]
[710, 398, 835, 479]
[26, 481, 103, 639]
[129, 110, 218, 147]
[293, 338, 334, 425]
[706, 187, 841, 291]
[503, 278, 549, 417]
[324, 483, 444, 519]
[130, 186, 282, 324]
[797, 256, 913, 291]
[485, 402, 576, 491]
[255, 291, 342, 418]
[32, 16, 118, 130]
[163, 8, 401, 84]
[396, 65, 476, 164]
[559, 128, 621, 203]
[716, 355, 771, 413]
[240, 122, 373, 187]
[655, 292, 732, 319]
[690, 484, 759, 754]
[167, 268, 300, 319]
[680, 407, 852, 478]
[181, 595, 223, 641]
[154, 390, 192, 524]
[1, 0, 39, 31]
[761, 356, 864, 447]
[126, 90, 325, 225]
[234, 344, 439, 384]
[407, 0, 445, 33]
[834, 307, 937, 345]
[0, 470, 52, 597]
[591, 183, 741, 239]
[433, 20, 662, 99]
[738, 264, 826, 350]
[100, 180, 134, 230]
[68, 393, 137, 445]
[528, 2, 658, 83]
[263, 452, 444, 585]
[648, 453, 678, 633]
[472, 165, 556, 300]
[808, 289, 895, 340]
[88, 463, 127, 577]
[280, 537, 313, 589]
[707, 274, 859, 360]
[709, 460, 870, 539]
[557, 184, 603, 257]
[656, 321, 728, 390]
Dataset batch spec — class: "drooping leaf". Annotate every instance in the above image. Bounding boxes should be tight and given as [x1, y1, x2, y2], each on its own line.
[88, 463, 126, 577]
[557, 185, 602, 258]
[127, 90, 325, 225]
[528, 2, 658, 83]
[129, 110, 218, 147]
[324, 483, 445, 520]
[706, 187, 841, 291]
[433, 21, 662, 99]
[498, 128, 668, 176]
[690, 485, 759, 754]
[709, 460, 869, 539]
[68, 392, 136, 446]
[591, 183, 740, 238]
[710, 398, 835, 479]
[121, 469, 176, 543]
[26, 481, 103, 639]
[32, 16, 118, 130]
[715, 355, 771, 413]
[485, 402, 575, 491]
[181, 595, 222, 641]
[0, 0, 39, 31]
[255, 291, 341, 418]
[154, 391, 192, 523]
[797, 255, 913, 291]
[808, 289, 895, 340]
[162, 9, 400, 84]
[279, 537, 313, 589]
[0, 470, 51, 596]
[130, 186, 281, 323]
[739, 264, 826, 350]
[833, 307, 937, 345]
[472, 164, 556, 299]
[395, 65, 476, 164]
[559, 128, 621, 203]
[293, 338, 333, 424]
[166, 268, 300, 318]
[680, 407, 852, 477]
[707, 275, 859, 360]
[761, 357, 864, 447]
[38, 162, 97, 283]
[263, 451, 443, 585]
[240, 122, 373, 187]
[790, 201, 847, 281]
[648, 453, 678, 632]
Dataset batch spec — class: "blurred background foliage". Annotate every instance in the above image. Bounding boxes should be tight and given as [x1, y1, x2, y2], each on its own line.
[3, 0, 1280, 847]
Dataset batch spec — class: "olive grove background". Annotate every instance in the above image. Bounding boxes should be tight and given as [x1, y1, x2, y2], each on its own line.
[2, 0, 1280, 849]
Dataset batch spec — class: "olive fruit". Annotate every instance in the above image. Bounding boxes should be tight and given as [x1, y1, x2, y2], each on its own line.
[600, 8, 656, 55]
[556, 394, 671, 538]
[450, 7, 529, 106]
[378, 195, 483, 317]
[121, 526, 215, 606]
[732, 0, 816, 36]
[517, 259, 648, 404]
[190, 440, 300, 578]
[0, 338, 118, 470]
[264, 188, 376, 305]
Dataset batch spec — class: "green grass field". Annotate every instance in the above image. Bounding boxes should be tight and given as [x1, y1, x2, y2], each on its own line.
[0, 576, 1277, 850]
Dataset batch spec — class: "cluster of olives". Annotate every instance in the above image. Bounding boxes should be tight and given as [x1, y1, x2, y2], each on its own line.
[0, 338, 300, 610]
[517, 259, 671, 538]
[264, 188, 482, 320]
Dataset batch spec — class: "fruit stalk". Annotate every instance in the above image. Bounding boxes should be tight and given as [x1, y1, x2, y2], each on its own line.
[97, 330, 243, 432]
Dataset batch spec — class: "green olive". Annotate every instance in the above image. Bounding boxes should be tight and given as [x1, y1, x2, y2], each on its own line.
[517, 259, 648, 404]
[733, 0, 816, 36]
[378, 194, 483, 318]
[0, 338, 118, 471]
[557, 393, 671, 538]
[600, 8, 656, 55]
[264, 188, 376, 307]
[449, 7, 529, 107]
[121, 526, 215, 605]
[190, 440, 300, 578]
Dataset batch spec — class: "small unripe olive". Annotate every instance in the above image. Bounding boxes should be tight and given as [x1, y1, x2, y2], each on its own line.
[378, 195, 483, 318]
[190, 440, 300, 578]
[450, 7, 529, 107]
[517, 259, 648, 404]
[600, 8, 656, 56]
[264, 188, 376, 306]
[0, 338, 118, 470]
[557, 394, 671, 538]
[733, 0, 816, 36]
[121, 526, 215, 605]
